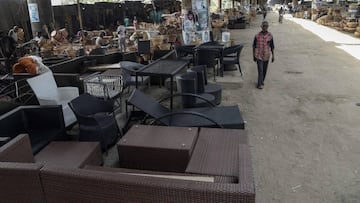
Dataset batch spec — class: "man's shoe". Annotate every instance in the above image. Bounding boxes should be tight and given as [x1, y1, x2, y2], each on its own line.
[259, 85, 264, 89]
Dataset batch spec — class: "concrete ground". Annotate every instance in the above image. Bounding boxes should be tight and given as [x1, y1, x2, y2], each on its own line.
[227, 12, 360, 203]
[106, 12, 360, 203]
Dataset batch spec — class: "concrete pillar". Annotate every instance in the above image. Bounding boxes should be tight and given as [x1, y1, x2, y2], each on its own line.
[27, 0, 54, 37]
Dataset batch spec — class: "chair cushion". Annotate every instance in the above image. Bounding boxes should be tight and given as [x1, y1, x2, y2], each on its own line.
[35, 141, 103, 168]
[204, 83, 222, 105]
[186, 128, 247, 177]
[222, 57, 238, 63]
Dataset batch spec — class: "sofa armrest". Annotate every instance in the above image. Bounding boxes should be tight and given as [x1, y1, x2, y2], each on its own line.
[21, 105, 65, 130]
[0, 162, 46, 203]
[238, 143, 255, 193]
[0, 134, 35, 163]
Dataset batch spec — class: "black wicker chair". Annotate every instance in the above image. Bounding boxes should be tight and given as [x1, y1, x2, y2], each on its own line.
[119, 61, 150, 92]
[69, 93, 119, 151]
[195, 48, 221, 81]
[222, 44, 244, 76]
[176, 72, 216, 108]
[174, 45, 196, 64]
[188, 65, 222, 105]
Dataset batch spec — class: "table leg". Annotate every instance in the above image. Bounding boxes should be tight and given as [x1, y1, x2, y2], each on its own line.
[135, 72, 139, 88]
[170, 76, 173, 109]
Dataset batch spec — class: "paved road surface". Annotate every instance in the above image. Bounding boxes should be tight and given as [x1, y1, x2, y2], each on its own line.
[226, 12, 360, 203]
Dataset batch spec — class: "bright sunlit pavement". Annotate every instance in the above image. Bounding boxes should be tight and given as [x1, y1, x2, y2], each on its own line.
[286, 15, 360, 60]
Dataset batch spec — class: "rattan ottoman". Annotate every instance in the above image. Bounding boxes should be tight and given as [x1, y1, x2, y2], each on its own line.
[117, 125, 198, 172]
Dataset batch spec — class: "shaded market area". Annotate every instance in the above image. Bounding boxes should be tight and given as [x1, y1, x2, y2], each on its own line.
[1, 0, 360, 202]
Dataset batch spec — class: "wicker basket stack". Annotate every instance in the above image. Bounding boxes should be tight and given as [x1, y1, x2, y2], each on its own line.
[354, 26, 360, 38]
[343, 21, 358, 33]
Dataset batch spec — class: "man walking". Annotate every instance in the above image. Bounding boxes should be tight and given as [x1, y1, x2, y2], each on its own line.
[253, 21, 275, 89]
[263, 8, 267, 19]
[117, 21, 126, 52]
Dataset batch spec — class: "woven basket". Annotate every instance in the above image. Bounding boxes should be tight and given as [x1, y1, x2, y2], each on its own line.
[346, 22, 358, 28]
[349, 4, 358, 10]
[344, 26, 356, 32]
[158, 43, 171, 50]
[151, 36, 162, 46]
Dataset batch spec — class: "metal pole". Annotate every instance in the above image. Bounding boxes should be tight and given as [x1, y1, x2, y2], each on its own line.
[77, 0, 84, 31]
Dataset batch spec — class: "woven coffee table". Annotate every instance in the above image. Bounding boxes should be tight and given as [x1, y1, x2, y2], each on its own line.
[117, 125, 198, 172]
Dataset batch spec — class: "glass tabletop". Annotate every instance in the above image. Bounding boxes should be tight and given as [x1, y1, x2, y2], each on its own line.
[139, 59, 189, 76]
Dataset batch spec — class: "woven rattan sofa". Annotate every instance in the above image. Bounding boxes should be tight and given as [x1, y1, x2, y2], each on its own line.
[0, 125, 254, 203]
[42, 126, 255, 203]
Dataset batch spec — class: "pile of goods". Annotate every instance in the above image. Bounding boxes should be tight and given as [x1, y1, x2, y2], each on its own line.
[343, 21, 358, 33]
[12, 56, 50, 74]
[314, 4, 360, 37]
[211, 19, 226, 28]
[316, 7, 342, 27]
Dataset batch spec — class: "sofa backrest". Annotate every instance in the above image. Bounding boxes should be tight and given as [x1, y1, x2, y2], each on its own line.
[40, 167, 252, 203]
[14, 72, 84, 94]
[48, 56, 87, 74]
[27, 71, 59, 103]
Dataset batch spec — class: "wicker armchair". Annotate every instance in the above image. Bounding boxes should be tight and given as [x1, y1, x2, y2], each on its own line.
[69, 93, 120, 151]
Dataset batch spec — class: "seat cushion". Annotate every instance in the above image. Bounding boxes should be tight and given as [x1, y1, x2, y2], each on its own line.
[204, 83, 222, 105]
[35, 141, 103, 168]
[186, 128, 247, 177]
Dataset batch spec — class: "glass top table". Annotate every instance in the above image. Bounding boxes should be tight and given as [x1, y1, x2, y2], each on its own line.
[136, 59, 190, 109]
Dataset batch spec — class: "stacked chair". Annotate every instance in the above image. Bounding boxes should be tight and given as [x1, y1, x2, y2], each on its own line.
[175, 71, 216, 108]
[187, 65, 222, 105]
[222, 44, 244, 76]
[174, 45, 196, 64]
[194, 48, 222, 81]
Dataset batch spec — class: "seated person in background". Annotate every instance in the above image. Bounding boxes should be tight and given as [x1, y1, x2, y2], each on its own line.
[32, 31, 44, 44]
[8, 26, 19, 43]
[80, 31, 93, 45]
[95, 32, 110, 48]
[31, 31, 44, 52]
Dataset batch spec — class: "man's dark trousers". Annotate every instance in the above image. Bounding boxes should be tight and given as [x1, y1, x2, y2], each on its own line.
[256, 59, 269, 87]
